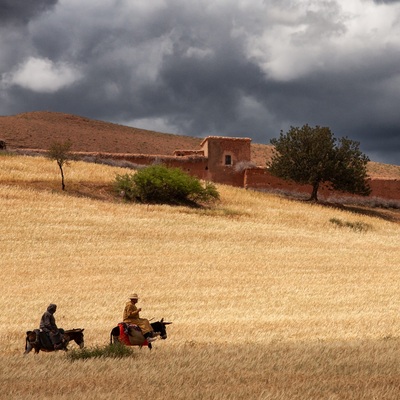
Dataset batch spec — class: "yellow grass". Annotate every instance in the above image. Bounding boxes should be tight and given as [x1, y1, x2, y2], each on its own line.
[1, 154, 400, 399]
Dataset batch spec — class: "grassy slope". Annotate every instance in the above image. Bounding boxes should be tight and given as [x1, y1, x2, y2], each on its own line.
[1, 154, 400, 399]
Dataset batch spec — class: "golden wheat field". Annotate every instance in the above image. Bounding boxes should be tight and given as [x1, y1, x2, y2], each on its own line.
[1, 154, 400, 399]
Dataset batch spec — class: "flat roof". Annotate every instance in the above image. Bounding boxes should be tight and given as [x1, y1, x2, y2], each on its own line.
[200, 136, 252, 146]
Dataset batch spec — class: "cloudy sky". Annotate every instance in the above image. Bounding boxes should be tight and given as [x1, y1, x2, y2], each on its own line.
[1, 0, 400, 164]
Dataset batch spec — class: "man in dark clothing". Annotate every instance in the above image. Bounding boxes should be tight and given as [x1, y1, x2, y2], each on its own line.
[40, 303, 64, 349]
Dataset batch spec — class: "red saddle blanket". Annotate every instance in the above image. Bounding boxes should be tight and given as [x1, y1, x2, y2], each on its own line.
[118, 323, 147, 346]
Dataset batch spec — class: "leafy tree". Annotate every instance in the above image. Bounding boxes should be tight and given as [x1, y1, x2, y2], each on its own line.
[47, 140, 73, 191]
[268, 124, 371, 201]
[114, 164, 219, 206]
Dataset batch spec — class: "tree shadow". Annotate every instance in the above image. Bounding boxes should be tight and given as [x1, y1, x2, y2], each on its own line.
[317, 200, 400, 223]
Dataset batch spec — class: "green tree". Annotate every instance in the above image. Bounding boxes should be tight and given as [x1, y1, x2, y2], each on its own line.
[268, 124, 371, 201]
[114, 164, 219, 206]
[47, 140, 73, 191]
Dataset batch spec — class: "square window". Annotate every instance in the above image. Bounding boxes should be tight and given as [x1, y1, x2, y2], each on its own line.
[225, 155, 232, 165]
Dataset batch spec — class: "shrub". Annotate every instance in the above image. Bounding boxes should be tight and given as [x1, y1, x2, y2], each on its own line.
[66, 343, 134, 361]
[114, 165, 220, 206]
[329, 218, 372, 232]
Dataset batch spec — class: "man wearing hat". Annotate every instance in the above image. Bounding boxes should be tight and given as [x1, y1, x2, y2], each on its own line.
[123, 293, 156, 342]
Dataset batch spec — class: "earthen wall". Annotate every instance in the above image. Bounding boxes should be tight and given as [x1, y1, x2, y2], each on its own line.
[85, 152, 210, 180]
[244, 168, 400, 201]
[368, 179, 400, 201]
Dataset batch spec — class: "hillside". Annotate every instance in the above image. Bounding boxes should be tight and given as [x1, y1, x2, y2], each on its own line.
[1, 155, 400, 399]
[0, 111, 274, 167]
[2, 111, 398, 179]
[0, 111, 201, 155]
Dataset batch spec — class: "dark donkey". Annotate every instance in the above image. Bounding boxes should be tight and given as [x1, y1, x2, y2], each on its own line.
[110, 319, 171, 349]
[24, 328, 84, 354]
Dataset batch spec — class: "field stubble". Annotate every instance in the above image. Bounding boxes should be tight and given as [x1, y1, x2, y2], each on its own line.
[1, 155, 400, 399]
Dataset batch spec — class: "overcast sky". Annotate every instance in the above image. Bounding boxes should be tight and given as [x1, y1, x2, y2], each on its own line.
[1, 0, 399, 164]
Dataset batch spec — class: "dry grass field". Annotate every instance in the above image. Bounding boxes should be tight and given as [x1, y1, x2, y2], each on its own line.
[1, 154, 400, 399]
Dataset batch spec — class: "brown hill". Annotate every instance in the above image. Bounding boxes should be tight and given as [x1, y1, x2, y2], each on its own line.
[0, 111, 274, 167]
[0, 111, 202, 155]
[0, 111, 398, 179]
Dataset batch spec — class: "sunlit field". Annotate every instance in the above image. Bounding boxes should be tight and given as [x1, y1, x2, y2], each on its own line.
[1, 154, 400, 399]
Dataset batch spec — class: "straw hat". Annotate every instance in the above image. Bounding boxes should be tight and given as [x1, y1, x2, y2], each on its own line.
[129, 293, 139, 299]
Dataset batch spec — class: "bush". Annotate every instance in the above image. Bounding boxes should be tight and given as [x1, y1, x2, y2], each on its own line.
[114, 165, 220, 206]
[329, 218, 372, 232]
[66, 343, 134, 361]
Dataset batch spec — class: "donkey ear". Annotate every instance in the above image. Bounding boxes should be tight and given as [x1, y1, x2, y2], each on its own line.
[164, 322, 172, 325]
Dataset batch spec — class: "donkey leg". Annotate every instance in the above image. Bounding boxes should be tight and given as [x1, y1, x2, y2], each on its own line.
[24, 342, 32, 355]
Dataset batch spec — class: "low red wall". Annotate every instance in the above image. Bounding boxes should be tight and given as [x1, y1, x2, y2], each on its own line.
[208, 167, 246, 187]
[368, 179, 400, 201]
[85, 152, 209, 180]
[244, 168, 400, 201]
[244, 168, 311, 194]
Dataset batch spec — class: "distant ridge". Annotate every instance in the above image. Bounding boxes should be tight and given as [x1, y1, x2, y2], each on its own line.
[0, 111, 202, 156]
[0, 111, 274, 167]
[0, 111, 399, 179]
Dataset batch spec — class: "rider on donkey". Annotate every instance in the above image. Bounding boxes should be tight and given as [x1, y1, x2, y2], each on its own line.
[40, 304, 65, 350]
[123, 293, 156, 342]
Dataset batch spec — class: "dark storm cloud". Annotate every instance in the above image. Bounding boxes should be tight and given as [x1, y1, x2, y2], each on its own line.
[0, 0, 58, 25]
[374, 0, 400, 4]
[1, 0, 399, 165]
